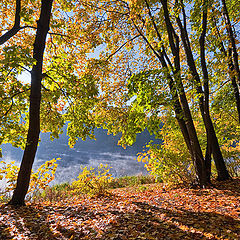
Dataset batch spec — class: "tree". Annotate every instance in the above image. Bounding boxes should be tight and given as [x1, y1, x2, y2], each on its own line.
[0, 0, 238, 203]
[8, 0, 53, 206]
[76, 0, 236, 185]
[0, 0, 99, 205]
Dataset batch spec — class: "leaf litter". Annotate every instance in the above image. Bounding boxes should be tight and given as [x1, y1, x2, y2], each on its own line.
[0, 178, 239, 239]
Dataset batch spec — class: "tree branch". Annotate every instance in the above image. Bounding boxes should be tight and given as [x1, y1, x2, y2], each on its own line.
[105, 35, 140, 61]
[0, 0, 21, 45]
[144, 0, 173, 70]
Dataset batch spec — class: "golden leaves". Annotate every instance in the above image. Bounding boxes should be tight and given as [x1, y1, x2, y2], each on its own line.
[1, 178, 240, 239]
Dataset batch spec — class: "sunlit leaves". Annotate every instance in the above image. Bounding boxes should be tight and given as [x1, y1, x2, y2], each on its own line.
[0, 158, 58, 202]
[72, 164, 113, 196]
[1, 177, 240, 239]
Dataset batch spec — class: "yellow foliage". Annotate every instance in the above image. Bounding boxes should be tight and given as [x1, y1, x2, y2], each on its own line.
[0, 159, 58, 202]
[138, 122, 195, 186]
[71, 164, 113, 196]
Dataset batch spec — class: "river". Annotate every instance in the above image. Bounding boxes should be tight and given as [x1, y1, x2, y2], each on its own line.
[0, 128, 161, 186]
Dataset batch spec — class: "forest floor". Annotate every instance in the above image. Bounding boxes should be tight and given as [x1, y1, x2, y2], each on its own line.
[0, 178, 240, 240]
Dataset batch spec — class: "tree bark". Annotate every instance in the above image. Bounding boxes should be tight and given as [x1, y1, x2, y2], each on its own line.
[229, 62, 240, 123]
[137, 0, 207, 186]
[221, 0, 240, 123]
[221, 0, 240, 86]
[8, 0, 53, 206]
[160, 0, 207, 186]
[176, 1, 230, 181]
[213, 21, 240, 124]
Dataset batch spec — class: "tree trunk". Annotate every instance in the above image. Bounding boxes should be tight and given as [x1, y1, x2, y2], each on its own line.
[140, 0, 207, 186]
[175, 3, 230, 181]
[205, 116, 230, 180]
[205, 142, 212, 183]
[214, 21, 240, 124]
[228, 49, 240, 123]
[221, 0, 240, 86]
[159, 0, 207, 186]
[168, 72, 206, 186]
[8, 0, 53, 206]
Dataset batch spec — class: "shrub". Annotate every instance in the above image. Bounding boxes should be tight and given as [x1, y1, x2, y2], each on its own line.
[39, 182, 71, 202]
[138, 125, 196, 186]
[0, 158, 58, 202]
[71, 164, 113, 196]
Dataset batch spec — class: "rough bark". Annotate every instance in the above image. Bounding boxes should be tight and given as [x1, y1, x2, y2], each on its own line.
[8, 0, 53, 206]
[136, 0, 207, 186]
[214, 21, 240, 124]
[229, 61, 240, 123]
[221, 0, 240, 123]
[200, 0, 212, 183]
[205, 143, 212, 183]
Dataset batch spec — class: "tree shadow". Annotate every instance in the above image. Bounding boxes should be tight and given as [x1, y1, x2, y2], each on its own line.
[0, 204, 86, 239]
[211, 178, 240, 197]
[97, 199, 240, 239]
[0, 204, 58, 239]
[0, 191, 239, 240]
[99, 203, 204, 239]
[131, 201, 240, 239]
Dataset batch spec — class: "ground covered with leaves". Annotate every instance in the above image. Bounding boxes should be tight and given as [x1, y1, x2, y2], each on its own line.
[0, 178, 240, 240]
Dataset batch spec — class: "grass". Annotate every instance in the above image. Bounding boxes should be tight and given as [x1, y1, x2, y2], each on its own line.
[108, 174, 159, 188]
[36, 174, 158, 202]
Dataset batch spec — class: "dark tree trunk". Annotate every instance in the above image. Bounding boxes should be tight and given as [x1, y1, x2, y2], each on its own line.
[206, 118, 230, 180]
[214, 21, 240, 124]
[205, 142, 212, 183]
[139, 0, 207, 186]
[221, 0, 240, 123]
[166, 66, 206, 186]
[199, 1, 211, 183]
[221, 0, 240, 86]
[175, 2, 230, 181]
[230, 70, 240, 124]
[228, 47, 240, 124]
[160, 0, 207, 186]
[8, 0, 53, 206]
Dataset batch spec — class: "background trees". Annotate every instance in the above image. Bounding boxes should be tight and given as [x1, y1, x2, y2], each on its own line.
[76, 0, 239, 184]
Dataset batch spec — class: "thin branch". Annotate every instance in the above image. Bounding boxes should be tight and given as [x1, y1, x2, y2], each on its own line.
[105, 35, 140, 61]
[0, 88, 30, 118]
[1, 98, 14, 118]
[132, 19, 163, 63]
[17, 64, 31, 73]
[1, 88, 30, 101]
[42, 73, 74, 109]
